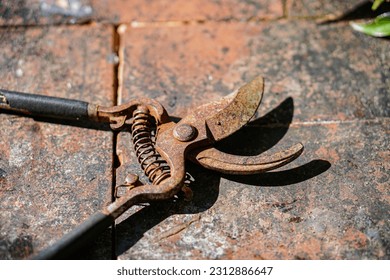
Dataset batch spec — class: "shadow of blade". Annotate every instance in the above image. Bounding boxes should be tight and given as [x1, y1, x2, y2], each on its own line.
[216, 97, 294, 156]
[251, 96, 294, 127]
[224, 159, 331, 187]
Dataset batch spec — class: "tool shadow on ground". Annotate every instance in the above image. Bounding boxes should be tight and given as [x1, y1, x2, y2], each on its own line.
[217, 97, 331, 186]
[95, 97, 331, 258]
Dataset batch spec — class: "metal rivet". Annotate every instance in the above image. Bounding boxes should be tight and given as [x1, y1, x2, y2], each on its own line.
[125, 174, 139, 185]
[173, 124, 197, 142]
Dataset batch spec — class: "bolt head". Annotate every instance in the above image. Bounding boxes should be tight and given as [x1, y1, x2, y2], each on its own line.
[173, 124, 197, 142]
[125, 174, 139, 185]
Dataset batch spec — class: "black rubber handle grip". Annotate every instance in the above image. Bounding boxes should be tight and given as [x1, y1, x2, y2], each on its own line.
[0, 89, 90, 121]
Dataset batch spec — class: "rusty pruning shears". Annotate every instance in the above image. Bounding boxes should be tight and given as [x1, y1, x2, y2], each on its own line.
[0, 76, 303, 259]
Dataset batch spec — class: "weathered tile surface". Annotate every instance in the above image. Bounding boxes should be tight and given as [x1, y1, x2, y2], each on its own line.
[119, 21, 389, 122]
[0, 24, 114, 259]
[0, 0, 93, 26]
[0, 0, 283, 26]
[1, 0, 388, 261]
[287, 0, 371, 18]
[115, 19, 389, 259]
[92, 0, 283, 23]
[116, 118, 389, 259]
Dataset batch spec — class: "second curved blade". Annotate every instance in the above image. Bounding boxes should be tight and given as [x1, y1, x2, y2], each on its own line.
[190, 143, 304, 175]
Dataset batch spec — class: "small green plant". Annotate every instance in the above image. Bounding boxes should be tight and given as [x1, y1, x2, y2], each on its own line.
[350, 0, 390, 37]
[372, 0, 385, 10]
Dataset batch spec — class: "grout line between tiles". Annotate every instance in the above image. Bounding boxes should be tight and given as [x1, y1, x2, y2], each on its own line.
[110, 24, 122, 260]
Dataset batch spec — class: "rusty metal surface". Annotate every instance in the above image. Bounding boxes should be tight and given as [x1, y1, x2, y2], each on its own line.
[108, 77, 280, 215]
[0, 24, 114, 259]
[191, 143, 304, 175]
[206, 76, 263, 142]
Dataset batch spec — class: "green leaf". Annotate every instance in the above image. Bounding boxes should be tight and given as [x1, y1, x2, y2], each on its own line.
[372, 0, 385, 10]
[350, 13, 390, 37]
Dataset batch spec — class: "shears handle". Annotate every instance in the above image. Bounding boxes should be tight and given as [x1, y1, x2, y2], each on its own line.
[0, 89, 96, 121]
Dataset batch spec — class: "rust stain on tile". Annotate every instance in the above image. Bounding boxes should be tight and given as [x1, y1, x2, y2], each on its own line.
[342, 228, 368, 249]
[315, 147, 340, 163]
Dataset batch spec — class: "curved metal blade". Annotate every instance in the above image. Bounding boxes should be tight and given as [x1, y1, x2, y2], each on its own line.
[206, 76, 264, 142]
[190, 143, 304, 175]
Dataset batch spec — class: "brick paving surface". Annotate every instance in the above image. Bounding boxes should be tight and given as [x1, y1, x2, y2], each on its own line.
[0, 23, 115, 259]
[287, 0, 390, 19]
[0, 0, 388, 259]
[0, 0, 93, 26]
[92, 0, 283, 22]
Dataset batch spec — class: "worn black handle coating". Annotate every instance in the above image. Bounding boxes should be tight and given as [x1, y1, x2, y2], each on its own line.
[31, 212, 114, 260]
[0, 89, 90, 121]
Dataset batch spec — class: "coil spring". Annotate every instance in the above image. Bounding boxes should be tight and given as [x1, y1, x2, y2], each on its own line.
[131, 105, 171, 185]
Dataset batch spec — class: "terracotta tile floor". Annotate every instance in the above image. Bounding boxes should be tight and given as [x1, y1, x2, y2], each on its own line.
[0, 0, 388, 259]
